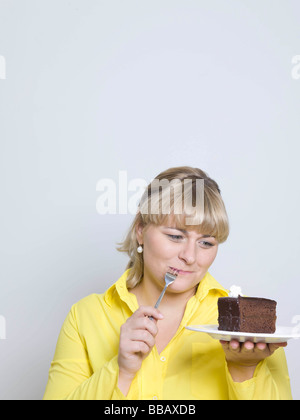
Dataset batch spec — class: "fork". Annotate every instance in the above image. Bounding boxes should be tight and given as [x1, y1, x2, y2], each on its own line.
[149, 268, 179, 320]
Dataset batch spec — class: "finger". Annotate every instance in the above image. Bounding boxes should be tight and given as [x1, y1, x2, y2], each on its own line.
[219, 340, 229, 349]
[130, 329, 156, 348]
[275, 342, 287, 348]
[256, 342, 267, 351]
[269, 342, 288, 353]
[241, 341, 255, 353]
[131, 340, 151, 355]
[229, 340, 240, 352]
[135, 306, 164, 321]
[133, 317, 159, 337]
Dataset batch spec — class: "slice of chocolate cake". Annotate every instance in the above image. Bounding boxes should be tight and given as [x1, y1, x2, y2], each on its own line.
[218, 295, 277, 334]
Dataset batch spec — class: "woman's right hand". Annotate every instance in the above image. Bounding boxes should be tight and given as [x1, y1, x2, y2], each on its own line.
[117, 306, 163, 394]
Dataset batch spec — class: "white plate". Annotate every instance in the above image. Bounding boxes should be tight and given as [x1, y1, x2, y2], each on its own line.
[185, 324, 300, 344]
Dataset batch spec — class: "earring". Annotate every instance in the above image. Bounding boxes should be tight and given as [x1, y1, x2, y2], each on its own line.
[137, 245, 143, 254]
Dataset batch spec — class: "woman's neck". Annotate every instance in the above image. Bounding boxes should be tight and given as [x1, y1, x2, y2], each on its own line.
[130, 274, 197, 316]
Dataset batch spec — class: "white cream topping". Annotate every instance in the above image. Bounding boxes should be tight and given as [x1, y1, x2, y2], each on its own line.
[229, 285, 243, 298]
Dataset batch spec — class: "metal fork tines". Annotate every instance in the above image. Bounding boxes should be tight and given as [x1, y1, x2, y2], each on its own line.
[149, 269, 179, 320]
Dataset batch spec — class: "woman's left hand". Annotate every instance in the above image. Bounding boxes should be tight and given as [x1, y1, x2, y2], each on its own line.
[220, 340, 287, 382]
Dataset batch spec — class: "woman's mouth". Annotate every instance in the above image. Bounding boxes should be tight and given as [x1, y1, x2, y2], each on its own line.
[169, 266, 194, 275]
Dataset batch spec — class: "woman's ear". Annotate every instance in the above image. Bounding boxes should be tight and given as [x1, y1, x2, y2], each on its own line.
[135, 222, 144, 244]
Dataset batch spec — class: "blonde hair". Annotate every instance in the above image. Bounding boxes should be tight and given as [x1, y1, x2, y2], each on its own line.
[117, 166, 229, 289]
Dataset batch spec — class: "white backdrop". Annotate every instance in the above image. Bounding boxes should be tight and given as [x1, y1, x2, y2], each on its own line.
[0, 0, 300, 400]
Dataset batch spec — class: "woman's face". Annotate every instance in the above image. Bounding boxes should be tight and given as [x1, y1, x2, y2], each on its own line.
[136, 218, 219, 294]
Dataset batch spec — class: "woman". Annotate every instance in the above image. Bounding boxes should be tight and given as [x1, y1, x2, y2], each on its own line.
[43, 166, 292, 400]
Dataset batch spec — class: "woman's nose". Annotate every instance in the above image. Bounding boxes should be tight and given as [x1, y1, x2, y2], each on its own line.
[178, 241, 196, 265]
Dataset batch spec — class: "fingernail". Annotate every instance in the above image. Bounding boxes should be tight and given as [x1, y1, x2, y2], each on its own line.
[231, 341, 239, 349]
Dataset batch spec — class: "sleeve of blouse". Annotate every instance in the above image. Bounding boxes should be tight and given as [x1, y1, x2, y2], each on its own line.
[43, 305, 139, 400]
[225, 347, 292, 400]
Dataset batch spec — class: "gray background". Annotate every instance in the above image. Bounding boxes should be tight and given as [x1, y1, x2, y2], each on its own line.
[0, 0, 300, 400]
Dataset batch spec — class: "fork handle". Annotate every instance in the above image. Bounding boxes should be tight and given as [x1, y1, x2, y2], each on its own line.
[154, 284, 168, 309]
[148, 284, 168, 321]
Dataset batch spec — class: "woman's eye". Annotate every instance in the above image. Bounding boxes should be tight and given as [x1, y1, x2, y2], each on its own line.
[167, 234, 183, 241]
[200, 241, 214, 248]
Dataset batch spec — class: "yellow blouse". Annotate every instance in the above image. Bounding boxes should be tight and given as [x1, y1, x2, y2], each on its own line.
[43, 269, 292, 400]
